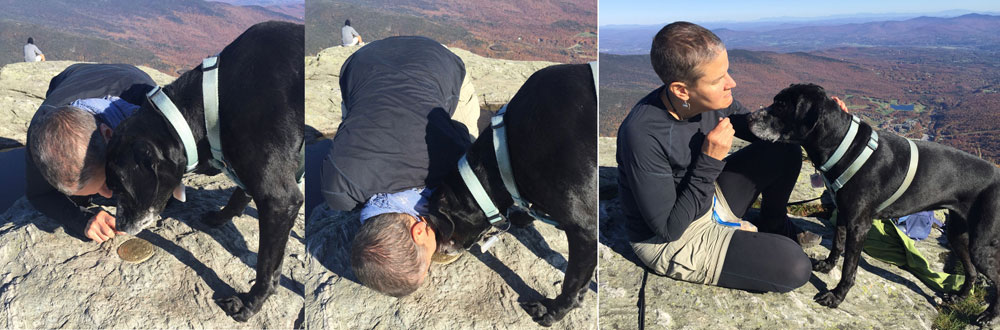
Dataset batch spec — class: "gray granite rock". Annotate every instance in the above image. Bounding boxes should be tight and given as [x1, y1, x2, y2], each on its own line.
[303, 205, 597, 329]
[599, 137, 955, 330]
[0, 173, 306, 329]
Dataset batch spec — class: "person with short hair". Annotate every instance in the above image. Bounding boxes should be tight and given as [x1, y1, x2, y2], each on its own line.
[25, 63, 156, 242]
[341, 19, 363, 46]
[321, 36, 481, 297]
[24, 37, 45, 62]
[616, 21, 825, 293]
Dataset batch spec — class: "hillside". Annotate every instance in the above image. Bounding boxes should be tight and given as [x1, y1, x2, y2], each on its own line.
[0, 0, 302, 74]
[306, 0, 596, 63]
[600, 13, 1000, 55]
[599, 47, 1000, 162]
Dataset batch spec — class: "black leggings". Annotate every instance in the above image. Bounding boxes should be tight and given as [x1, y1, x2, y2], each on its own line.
[714, 142, 812, 292]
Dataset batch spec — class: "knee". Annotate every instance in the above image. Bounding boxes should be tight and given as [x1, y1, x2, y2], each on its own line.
[779, 246, 812, 292]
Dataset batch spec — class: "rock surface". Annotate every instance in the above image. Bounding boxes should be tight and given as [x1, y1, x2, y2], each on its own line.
[0, 61, 174, 149]
[598, 137, 957, 329]
[303, 45, 594, 329]
[303, 206, 597, 330]
[305, 45, 557, 140]
[0, 61, 304, 328]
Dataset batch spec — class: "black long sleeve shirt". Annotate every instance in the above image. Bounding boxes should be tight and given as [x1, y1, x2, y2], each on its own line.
[616, 86, 757, 243]
[24, 64, 155, 237]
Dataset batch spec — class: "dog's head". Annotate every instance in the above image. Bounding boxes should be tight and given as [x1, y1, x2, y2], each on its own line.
[425, 180, 490, 254]
[749, 83, 835, 144]
[105, 112, 188, 235]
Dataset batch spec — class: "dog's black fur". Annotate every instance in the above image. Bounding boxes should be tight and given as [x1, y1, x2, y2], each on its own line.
[749, 84, 1000, 326]
[104, 21, 304, 322]
[426, 63, 597, 326]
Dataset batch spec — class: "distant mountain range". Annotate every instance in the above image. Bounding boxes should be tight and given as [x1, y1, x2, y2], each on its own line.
[601, 13, 1000, 54]
[307, 0, 596, 63]
[1, 0, 303, 74]
[600, 46, 1000, 161]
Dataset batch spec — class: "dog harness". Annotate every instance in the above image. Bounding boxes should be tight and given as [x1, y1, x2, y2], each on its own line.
[817, 115, 919, 213]
[148, 56, 304, 190]
[457, 62, 598, 229]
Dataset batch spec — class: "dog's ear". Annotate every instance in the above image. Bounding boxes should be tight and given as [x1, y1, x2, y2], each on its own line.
[173, 185, 186, 202]
[792, 93, 823, 140]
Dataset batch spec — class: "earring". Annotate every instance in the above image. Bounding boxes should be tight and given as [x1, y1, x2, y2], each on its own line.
[682, 100, 690, 108]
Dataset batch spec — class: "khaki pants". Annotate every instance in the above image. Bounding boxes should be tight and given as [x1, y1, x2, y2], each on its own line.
[630, 185, 738, 285]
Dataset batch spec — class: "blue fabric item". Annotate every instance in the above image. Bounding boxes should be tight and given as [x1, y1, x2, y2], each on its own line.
[360, 187, 431, 224]
[70, 96, 139, 129]
[895, 211, 943, 241]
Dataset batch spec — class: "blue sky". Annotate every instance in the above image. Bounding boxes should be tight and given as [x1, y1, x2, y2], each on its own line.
[600, 0, 1000, 26]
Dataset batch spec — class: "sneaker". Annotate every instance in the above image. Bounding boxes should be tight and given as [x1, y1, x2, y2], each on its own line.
[795, 230, 822, 248]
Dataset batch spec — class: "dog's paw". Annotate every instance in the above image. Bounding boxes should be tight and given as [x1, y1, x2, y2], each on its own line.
[941, 292, 968, 305]
[201, 210, 232, 228]
[811, 259, 835, 273]
[216, 295, 254, 322]
[975, 309, 999, 327]
[814, 291, 843, 308]
[521, 299, 557, 327]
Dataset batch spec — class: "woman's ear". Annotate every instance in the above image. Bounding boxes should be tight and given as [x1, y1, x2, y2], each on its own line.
[668, 81, 690, 102]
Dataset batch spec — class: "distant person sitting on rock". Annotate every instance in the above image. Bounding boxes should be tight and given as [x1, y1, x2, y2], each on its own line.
[26, 63, 156, 243]
[24, 37, 45, 62]
[321, 36, 481, 297]
[616, 22, 845, 293]
[342, 19, 364, 46]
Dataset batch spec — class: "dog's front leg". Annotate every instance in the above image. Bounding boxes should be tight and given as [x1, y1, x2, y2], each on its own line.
[813, 217, 846, 273]
[521, 225, 596, 327]
[216, 187, 302, 322]
[202, 188, 253, 227]
[815, 213, 872, 308]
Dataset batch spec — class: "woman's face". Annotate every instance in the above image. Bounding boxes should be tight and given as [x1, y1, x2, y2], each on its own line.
[687, 49, 737, 112]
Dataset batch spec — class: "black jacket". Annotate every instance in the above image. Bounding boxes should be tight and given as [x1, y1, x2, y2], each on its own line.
[322, 36, 473, 211]
[616, 86, 756, 242]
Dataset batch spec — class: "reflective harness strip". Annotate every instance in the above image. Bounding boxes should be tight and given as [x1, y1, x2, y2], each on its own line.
[458, 154, 503, 224]
[147, 86, 199, 172]
[875, 139, 919, 213]
[830, 129, 879, 192]
[201, 56, 247, 189]
[820, 116, 861, 172]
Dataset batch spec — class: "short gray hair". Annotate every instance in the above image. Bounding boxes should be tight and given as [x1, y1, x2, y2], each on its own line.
[650, 21, 725, 87]
[350, 212, 426, 297]
[28, 105, 105, 194]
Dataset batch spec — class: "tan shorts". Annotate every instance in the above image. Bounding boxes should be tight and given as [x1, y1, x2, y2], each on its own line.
[630, 185, 738, 285]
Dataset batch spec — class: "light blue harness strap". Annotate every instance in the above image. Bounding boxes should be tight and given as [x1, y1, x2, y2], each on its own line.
[831, 130, 879, 192]
[458, 155, 503, 224]
[492, 105, 528, 208]
[876, 139, 919, 212]
[588, 61, 598, 94]
[202, 56, 223, 164]
[821, 115, 861, 172]
[147, 87, 198, 171]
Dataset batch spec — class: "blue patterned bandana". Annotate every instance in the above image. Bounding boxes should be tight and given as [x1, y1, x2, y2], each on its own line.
[360, 187, 431, 224]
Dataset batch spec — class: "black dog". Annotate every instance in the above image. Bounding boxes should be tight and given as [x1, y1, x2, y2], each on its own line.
[748, 83, 1000, 326]
[426, 63, 597, 327]
[104, 21, 303, 322]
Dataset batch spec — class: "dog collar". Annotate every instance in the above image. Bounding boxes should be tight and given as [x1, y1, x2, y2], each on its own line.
[819, 115, 861, 172]
[147, 86, 199, 172]
[458, 154, 503, 224]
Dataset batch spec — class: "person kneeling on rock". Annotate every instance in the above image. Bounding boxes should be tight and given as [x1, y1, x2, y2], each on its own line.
[320, 36, 481, 297]
[616, 22, 845, 293]
[26, 64, 157, 243]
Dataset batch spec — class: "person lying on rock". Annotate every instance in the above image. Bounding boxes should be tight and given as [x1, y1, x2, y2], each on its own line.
[320, 36, 482, 297]
[25, 64, 156, 243]
[615, 22, 845, 293]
